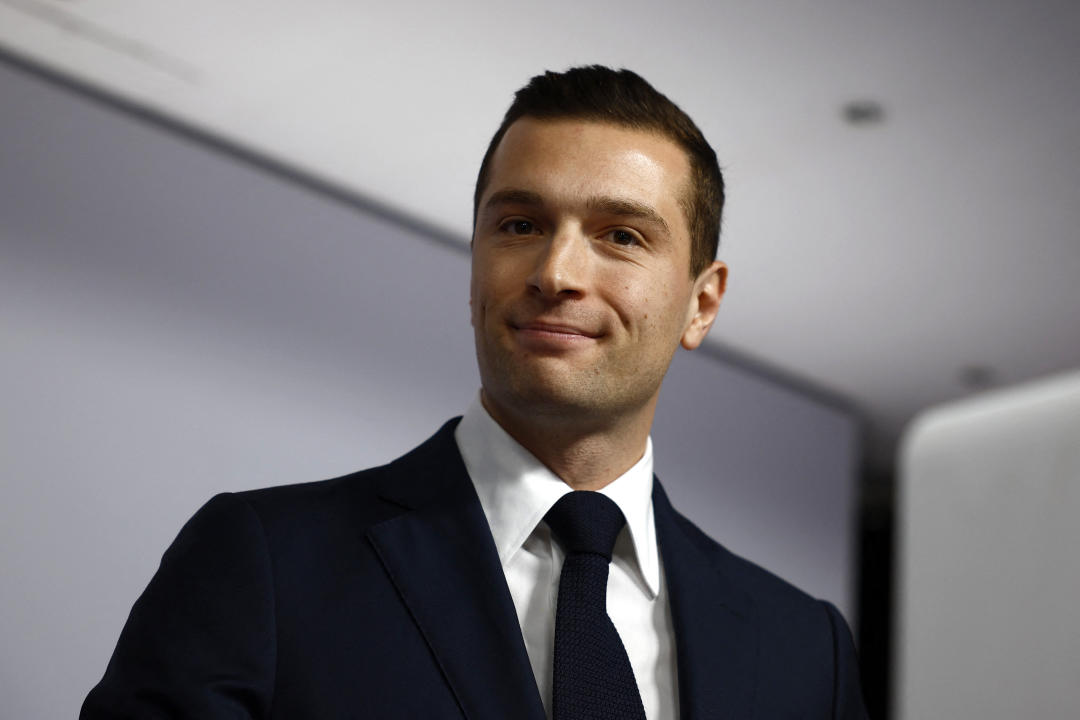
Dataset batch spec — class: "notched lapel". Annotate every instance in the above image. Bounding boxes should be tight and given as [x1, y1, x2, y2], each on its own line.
[367, 422, 546, 720]
[654, 481, 758, 720]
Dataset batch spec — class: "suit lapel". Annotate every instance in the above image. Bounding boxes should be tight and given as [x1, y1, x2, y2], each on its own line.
[367, 421, 546, 720]
[654, 481, 758, 720]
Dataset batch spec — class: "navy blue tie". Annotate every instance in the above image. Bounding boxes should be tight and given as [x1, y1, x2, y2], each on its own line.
[545, 491, 647, 720]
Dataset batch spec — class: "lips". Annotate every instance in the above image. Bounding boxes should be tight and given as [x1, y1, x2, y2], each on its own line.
[513, 321, 600, 338]
[509, 318, 602, 349]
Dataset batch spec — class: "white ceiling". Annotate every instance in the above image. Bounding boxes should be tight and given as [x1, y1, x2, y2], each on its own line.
[2, 0, 1078, 464]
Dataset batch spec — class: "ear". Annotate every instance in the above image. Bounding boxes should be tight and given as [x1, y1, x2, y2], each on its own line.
[680, 260, 727, 350]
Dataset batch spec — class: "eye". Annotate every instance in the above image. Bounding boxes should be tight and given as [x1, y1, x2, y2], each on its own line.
[500, 219, 538, 236]
[610, 229, 640, 246]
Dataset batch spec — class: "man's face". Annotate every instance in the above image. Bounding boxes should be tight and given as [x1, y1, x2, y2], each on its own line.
[471, 118, 724, 425]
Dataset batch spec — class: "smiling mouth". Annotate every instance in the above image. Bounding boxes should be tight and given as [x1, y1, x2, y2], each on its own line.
[515, 321, 598, 337]
[510, 321, 601, 347]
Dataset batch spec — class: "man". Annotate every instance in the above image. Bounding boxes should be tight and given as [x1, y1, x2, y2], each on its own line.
[83, 66, 868, 719]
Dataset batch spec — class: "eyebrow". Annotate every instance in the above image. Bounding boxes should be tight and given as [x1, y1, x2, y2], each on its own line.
[484, 188, 545, 210]
[586, 197, 670, 234]
[484, 188, 670, 234]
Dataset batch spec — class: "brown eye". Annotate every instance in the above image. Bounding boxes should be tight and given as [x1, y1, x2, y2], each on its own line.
[612, 229, 638, 246]
[502, 220, 535, 235]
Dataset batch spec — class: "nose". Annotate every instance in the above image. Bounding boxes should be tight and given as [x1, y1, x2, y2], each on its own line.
[527, 228, 588, 299]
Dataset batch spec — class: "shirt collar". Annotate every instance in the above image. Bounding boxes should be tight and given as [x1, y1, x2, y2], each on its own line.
[454, 393, 661, 598]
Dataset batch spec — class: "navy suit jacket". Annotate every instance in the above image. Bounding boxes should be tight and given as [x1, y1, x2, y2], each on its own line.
[82, 419, 868, 719]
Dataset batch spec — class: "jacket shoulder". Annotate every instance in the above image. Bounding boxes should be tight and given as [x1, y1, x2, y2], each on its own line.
[666, 503, 823, 611]
[228, 417, 466, 533]
[660, 498, 868, 718]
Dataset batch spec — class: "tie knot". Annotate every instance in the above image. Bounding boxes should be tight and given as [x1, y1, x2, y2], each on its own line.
[544, 491, 626, 560]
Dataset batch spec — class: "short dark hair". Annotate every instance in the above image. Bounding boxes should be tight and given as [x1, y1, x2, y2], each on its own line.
[473, 65, 724, 276]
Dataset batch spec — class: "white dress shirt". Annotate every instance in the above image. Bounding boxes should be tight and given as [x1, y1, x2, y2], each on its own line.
[454, 396, 679, 720]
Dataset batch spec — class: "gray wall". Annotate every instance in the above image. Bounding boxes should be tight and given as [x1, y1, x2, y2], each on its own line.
[0, 59, 859, 719]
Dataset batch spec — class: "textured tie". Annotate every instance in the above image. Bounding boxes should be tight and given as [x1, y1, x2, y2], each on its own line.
[545, 491, 647, 720]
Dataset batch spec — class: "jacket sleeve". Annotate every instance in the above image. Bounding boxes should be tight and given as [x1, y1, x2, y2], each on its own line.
[822, 601, 870, 720]
[81, 493, 276, 719]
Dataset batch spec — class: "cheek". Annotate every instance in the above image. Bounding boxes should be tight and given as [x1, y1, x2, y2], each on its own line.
[468, 273, 481, 327]
[470, 265, 515, 328]
[609, 285, 657, 335]
[639, 281, 690, 337]
[612, 273, 676, 328]
[475, 254, 525, 298]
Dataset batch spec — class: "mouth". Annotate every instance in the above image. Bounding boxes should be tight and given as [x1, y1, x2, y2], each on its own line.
[509, 319, 602, 348]
[514, 321, 599, 337]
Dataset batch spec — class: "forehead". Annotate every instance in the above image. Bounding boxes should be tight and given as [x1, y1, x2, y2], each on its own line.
[482, 118, 692, 230]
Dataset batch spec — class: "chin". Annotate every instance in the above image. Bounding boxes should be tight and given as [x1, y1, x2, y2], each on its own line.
[483, 368, 583, 413]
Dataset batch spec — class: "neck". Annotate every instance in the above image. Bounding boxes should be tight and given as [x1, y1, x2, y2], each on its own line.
[480, 391, 654, 490]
